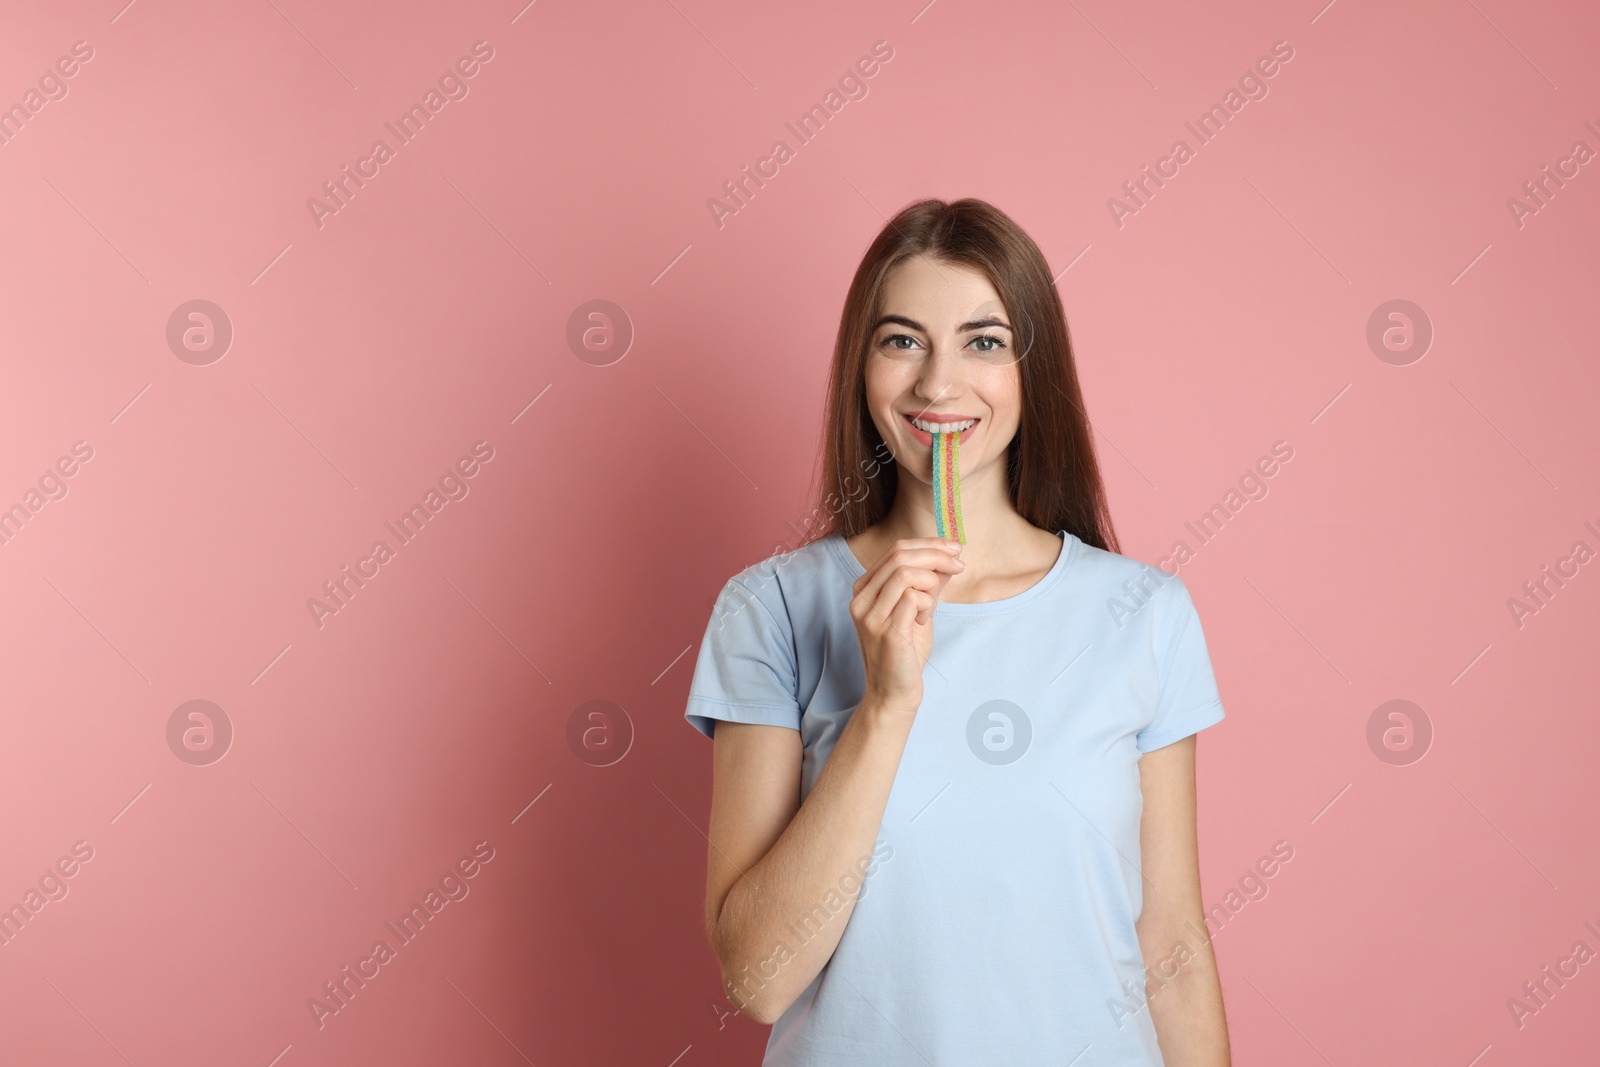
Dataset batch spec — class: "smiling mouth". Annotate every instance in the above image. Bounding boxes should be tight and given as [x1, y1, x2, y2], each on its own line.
[902, 412, 979, 444]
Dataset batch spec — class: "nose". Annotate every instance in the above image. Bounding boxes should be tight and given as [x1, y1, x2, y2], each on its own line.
[912, 343, 961, 405]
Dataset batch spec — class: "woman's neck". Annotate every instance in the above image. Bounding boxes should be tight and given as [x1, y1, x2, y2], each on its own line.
[853, 459, 1058, 598]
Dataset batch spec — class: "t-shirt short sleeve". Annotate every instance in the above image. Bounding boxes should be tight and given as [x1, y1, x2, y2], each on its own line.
[683, 575, 803, 740]
[1136, 575, 1226, 752]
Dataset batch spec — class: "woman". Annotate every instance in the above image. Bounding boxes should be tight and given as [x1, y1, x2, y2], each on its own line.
[683, 198, 1231, 1065]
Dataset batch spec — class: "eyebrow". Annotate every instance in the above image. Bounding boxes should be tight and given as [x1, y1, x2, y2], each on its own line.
[873, 314, 1012, 333]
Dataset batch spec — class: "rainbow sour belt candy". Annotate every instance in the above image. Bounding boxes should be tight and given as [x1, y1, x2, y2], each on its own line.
[932, 430, 967, 544]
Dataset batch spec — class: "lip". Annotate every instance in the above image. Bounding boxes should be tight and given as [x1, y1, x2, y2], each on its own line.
[901, 411, 980, 447]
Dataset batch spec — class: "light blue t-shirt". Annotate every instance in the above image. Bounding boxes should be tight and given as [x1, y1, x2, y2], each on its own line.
[684, 529, 1226, 1066]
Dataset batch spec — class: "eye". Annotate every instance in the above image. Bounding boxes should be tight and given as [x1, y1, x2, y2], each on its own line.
[969, 334, 1008, 353]
[880, 333, 922, 351]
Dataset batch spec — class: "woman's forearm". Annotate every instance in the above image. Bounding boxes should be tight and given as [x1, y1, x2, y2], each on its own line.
[711, 698, 912, 1024]
[1147, 938, 1231, 1066]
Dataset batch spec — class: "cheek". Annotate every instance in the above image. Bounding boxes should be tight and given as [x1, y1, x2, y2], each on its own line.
[861, 369, 900, 436]
[863, 357, 912, 412]
[977, 368, 1023, 421]
[862, 356, 890, 397]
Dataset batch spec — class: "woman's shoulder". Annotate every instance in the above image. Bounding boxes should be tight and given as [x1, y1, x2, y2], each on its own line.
[1066, 535, 1189, 601]
[709, 534, 846, 625]
[724, 533, 840, 588]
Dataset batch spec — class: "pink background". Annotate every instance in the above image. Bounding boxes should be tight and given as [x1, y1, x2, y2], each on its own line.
[1, 0, 1597, 1063]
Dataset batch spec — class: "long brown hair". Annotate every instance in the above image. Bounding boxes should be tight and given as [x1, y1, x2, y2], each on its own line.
[795, 197, 1120, 554]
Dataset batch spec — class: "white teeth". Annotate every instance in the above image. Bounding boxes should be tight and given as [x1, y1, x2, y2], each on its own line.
[911, 416, 976, 434]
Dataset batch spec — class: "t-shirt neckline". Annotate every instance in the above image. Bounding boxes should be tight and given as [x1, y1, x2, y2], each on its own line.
[824, 529, 1077, 617]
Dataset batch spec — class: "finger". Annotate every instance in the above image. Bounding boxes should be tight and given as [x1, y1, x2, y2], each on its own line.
[867, 565, 943, 629]
[865, 575, 912, 631]
[885, 585, 922, 648]
[857, 556, 940, 614]
[857, 545, 963, 604]
[892, 537, 964, 553]
[912, 589, 936, 625]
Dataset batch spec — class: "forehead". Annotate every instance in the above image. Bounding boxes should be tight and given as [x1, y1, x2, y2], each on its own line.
[877, 255, 1006, 327]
